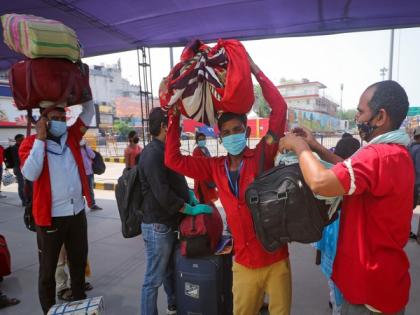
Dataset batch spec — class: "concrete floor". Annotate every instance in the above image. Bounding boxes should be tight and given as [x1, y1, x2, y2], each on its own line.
[1, 183, 420, 315]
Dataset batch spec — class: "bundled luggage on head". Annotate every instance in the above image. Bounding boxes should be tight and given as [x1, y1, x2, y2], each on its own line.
[2, 13, 91, 131]
[159, 39, 254, 126]
[1, 14, 82, 62]
[9, 58, 92, 110]
[245, 154, 340, 253]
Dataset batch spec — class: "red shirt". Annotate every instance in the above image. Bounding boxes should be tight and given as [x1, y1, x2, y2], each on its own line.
[192, 146, 218, 203]
[331, 144, 414, 313]
[0, 145, 3, 164]
[125, 145, 142, 168]
[19, 119, 92, 226]
[165, 71, 289, 268]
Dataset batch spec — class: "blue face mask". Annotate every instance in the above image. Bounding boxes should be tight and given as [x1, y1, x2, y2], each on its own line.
[197, 140, 206, 148]
[49, 120, 67, 137]
[222, 132, 247, 156]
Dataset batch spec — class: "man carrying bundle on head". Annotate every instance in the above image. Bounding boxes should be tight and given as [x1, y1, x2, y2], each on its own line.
[165, 54, 291, 315]
[19, 100, 95, 314]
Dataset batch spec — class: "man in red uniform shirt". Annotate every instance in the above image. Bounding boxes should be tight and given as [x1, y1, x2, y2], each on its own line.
[165, 56, 290, 315]
[280, 80, 413, 315]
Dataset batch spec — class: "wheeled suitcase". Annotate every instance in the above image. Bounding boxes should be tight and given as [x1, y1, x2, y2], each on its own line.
[175, 248, 233, 315]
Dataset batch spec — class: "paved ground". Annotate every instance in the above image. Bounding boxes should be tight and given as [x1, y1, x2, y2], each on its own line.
[1, 183, 420, 315]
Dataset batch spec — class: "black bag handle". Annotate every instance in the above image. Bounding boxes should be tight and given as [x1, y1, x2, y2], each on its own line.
[258, 137, 266, 176]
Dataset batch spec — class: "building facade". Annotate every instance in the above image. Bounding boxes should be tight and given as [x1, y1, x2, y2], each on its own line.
[277, 79, 340, 132]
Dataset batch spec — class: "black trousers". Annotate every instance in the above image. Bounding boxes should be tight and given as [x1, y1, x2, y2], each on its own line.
[13, 167, 26, 205]
[36, 210, 88, 314]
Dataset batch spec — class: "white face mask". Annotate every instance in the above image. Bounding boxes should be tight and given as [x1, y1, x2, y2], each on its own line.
[80, 139, 87, 146]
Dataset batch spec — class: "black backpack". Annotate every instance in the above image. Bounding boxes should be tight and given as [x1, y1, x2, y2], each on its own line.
[3, 147, 14, 169]
[245, 162, 334, 252]
[115, 166, 143, 238]
[92, 150, 106, 175]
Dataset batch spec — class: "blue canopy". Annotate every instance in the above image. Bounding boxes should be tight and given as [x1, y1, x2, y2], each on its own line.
[1, 0, 420, 70]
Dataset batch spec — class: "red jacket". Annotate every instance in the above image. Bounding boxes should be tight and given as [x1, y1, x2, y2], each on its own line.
[192, 146, 218, 203]
[19, 118, 92, 227]
[165, 71, 289, 268]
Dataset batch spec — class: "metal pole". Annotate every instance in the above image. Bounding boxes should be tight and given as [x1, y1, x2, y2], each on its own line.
[137, 48, 146, 147]
[340, 83, 344, 113]
[389, 29, 394, 80]
[169, 47, 174, 68]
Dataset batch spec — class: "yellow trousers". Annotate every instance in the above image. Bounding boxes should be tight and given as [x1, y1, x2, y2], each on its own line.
[232, 258, 292, 315]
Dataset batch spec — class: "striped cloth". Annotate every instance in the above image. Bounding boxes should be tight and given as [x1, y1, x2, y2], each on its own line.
[160, 39, 253, 126]
[1, 14, 82, 62]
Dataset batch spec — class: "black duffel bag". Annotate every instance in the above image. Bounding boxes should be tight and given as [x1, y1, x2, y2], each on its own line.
[245, 162, 332, 252]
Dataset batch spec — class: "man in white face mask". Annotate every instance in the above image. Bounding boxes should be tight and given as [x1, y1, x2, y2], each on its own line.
[19, 100, 96, 314]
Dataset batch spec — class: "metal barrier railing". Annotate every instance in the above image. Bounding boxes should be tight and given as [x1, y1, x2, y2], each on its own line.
[94, 134, 361, 158]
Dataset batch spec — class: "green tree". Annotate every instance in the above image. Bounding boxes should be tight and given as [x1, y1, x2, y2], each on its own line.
[337, 109, 357, 129]
[253, 84, 271, 118]
[113, 120, 132, 137]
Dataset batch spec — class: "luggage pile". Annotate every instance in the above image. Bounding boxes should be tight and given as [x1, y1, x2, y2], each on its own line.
[1, 13, 92, 132]
[159, 39, 254, 126]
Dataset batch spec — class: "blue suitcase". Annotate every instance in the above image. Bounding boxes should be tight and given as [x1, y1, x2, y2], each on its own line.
[175, 249, 233, 315]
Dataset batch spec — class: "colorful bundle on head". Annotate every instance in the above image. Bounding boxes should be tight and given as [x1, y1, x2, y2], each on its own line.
[160, 39, 254, 126]
[1, 13, 82, 62]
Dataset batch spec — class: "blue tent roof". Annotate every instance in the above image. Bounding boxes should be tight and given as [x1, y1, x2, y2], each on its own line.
[1, 0, 420, 70]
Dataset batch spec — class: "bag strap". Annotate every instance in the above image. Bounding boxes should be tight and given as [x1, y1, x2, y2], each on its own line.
[26, 109, 33, 136]
[258, 137, 266, 176]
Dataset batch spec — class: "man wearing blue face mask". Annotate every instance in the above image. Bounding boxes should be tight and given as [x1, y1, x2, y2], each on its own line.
[192, 132, 218, 203]
[165, 55, 290, 315]
[19, 100, 96, 314]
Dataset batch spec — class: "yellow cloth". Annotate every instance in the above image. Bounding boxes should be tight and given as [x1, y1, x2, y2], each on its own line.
[232, 258, 292, 315]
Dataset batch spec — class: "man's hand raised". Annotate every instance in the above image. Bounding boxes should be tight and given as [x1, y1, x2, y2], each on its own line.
[36, 117, 48, 141]
[292, 126, 319, 150]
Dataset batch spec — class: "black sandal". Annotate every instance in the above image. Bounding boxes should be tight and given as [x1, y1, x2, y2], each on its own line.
[57, 288, 73, 302]
[85, 282, 93, 291]
[0, 295, 20, 309]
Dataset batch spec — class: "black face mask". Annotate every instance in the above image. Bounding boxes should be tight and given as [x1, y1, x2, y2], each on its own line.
[133, 136, 140, 144]
[356, 113, 378, 141]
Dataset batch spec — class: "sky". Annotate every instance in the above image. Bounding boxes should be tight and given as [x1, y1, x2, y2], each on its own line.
[83, 27, 420, 111]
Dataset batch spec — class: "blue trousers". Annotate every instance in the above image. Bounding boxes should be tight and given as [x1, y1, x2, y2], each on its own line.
[140, 223, 176, 315]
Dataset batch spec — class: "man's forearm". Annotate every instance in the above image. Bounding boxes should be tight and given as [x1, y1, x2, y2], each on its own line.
[311, 141, 343, 165]
[79, 100, 95, 126]
[293, 142, 345, 197]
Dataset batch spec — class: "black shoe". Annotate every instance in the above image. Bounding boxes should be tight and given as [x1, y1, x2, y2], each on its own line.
[90, 204, 103, 211]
